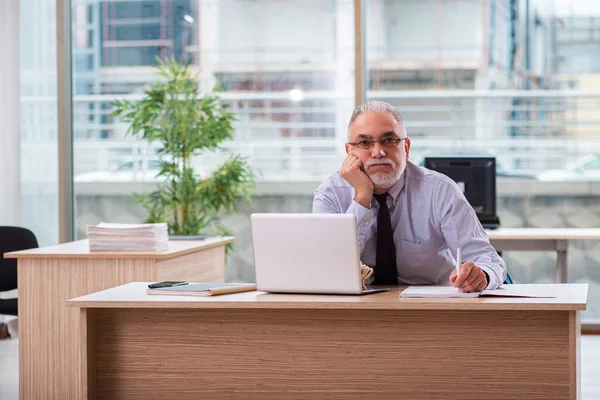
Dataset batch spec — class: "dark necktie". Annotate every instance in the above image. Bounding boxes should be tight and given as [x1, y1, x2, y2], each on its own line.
[373, 193, 397, 285]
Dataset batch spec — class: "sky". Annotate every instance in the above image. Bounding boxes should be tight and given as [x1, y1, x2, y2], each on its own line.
[554, 0, 600, 17]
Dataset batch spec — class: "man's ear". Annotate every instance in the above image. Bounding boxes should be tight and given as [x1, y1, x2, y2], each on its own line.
[405, 138, 411, 159]
[345, 143, 350, 154]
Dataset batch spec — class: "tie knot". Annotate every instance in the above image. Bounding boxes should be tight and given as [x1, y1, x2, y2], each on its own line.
[373, 193, 389, 206]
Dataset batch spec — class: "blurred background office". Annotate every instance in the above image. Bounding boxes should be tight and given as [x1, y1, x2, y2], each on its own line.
[7, 0, 600, 324]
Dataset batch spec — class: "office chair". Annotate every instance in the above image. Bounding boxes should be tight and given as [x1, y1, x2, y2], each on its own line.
[0, 226, 39, 316]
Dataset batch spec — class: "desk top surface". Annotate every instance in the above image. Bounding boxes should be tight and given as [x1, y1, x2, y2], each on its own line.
[68, 282, 588, 311]
[4, 237, 234, 259]
[485, 228, 600, 240]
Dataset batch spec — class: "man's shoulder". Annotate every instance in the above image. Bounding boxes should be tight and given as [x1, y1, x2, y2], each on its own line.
[406, 161, 455, 187]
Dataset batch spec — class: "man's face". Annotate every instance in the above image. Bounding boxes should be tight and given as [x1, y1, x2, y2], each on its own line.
[345, 111, 411, 191]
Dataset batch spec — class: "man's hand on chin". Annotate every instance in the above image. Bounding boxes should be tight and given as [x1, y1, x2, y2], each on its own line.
[340, 152, 373, 208]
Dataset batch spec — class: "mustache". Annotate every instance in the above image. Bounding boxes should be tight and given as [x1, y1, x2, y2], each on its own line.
[364, 159, 396, 170]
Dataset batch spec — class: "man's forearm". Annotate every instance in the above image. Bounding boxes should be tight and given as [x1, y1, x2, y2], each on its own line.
[354, 191, 372, 208]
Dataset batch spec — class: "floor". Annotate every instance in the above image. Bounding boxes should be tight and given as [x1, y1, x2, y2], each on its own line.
[582, 335, 600, 398]
[1, 333, 599, 399]
[0, 318, 18, 400]
[0, 340, 17, 400]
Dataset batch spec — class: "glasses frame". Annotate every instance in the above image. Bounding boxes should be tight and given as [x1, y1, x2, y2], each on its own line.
[347, 136, 408, 150]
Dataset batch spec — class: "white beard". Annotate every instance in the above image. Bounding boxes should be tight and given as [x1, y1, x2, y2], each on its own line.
[365, 158, 406, 191]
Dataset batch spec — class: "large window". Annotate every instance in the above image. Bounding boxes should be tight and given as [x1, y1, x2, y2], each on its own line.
[70, 0, 600, 322]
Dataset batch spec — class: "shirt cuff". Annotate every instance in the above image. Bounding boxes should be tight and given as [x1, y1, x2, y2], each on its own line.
[347, 200, 373, 248]
[480, 267, 499, 290]
[348, 200, 373, 228]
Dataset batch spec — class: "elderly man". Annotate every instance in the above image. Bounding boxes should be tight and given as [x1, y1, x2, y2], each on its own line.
[313, 100, 506, 292]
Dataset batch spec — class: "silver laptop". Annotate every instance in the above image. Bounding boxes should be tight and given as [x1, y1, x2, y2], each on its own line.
[250, 213, 389, 295]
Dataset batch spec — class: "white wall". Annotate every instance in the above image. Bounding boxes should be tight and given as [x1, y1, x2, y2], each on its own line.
[0, 0, 21, 226]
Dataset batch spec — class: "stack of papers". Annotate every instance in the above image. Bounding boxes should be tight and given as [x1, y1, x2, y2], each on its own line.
[87, 222, 169, 252]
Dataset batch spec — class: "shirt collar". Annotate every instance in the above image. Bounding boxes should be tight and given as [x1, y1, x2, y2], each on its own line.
[386, 167, 406, 205]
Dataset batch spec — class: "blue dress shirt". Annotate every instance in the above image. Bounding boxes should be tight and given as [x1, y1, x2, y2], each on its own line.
[312, 161, 507, 289]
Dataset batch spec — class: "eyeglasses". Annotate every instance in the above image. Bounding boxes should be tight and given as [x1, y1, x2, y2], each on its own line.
[347, 137, 408, 150]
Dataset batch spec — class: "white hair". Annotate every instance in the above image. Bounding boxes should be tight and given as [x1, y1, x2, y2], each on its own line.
[347, 100, 407, 139]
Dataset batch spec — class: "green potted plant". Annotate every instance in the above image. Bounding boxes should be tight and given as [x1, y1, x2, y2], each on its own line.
[110, 58, 254, 237]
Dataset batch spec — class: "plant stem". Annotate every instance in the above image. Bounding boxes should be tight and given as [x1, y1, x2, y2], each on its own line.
[171, 177, 179, 232]
[181, 152, 189, 233]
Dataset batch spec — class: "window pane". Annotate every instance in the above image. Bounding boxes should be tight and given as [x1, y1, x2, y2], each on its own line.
[20, 0, 59, 246]
[72, 0, 354, 281]
[367, 0, 600, 323]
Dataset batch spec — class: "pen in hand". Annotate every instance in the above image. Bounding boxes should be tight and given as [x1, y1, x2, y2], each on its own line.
[456, 247, 462, 292]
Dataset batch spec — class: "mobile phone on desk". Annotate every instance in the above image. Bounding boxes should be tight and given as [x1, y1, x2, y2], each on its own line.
[148, 281, 188, 289]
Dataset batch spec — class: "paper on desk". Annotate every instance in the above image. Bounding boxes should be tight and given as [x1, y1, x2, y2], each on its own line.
[400, 285, 556, 298]
[400, 286, 479, 298]
[87, 222, 168, 252]
[480, 285, 556, 298]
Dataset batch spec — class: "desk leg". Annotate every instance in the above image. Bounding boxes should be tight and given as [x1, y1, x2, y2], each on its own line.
[557, 240, 568, 283]
[78, 308, 96, 400]
[569, 310, 582, 400]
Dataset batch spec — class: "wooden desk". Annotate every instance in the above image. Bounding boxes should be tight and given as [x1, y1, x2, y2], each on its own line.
[69, 282, 587, 400]
[5, 237, 234, 400]
[486, 228, 600, 283]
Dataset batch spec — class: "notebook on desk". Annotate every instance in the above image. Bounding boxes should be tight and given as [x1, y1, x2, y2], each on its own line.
[147, 282, 256, 296]
[250, 213, 389, 295]
[400, 285, 557, 298]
